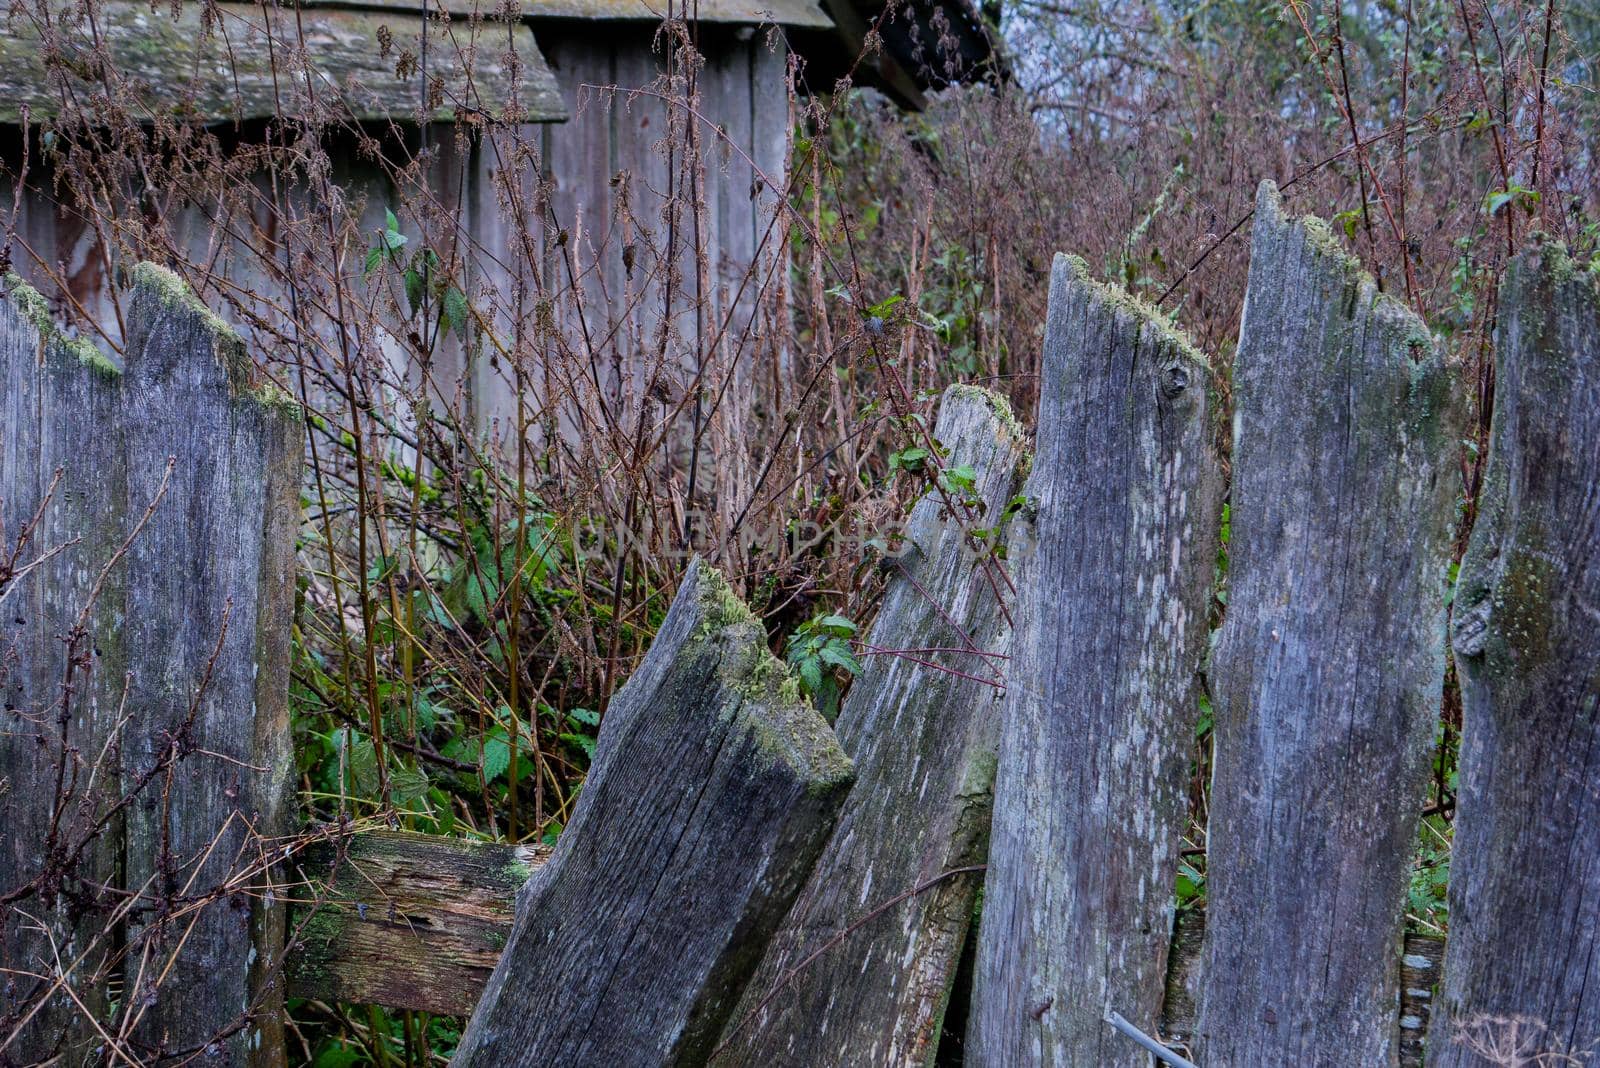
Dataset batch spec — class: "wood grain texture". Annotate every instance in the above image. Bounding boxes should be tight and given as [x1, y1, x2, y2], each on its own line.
[1160, 911, 1444, 1068]
[0, 276, 125, 1066]
[453, 560, 852, 1067]
[0, 267, 300, 1065]
[0, 3, 566, 123]
[969, 253, 1221, 1066]
[269, 833, 1451, 1062]
[718, 385, 1026, 1067]
[287, 830, 548, 1016]
[116, 265, 302, 1066]
[1425, 245, 1600, 1067]
[1195, 181, 1464, 1067]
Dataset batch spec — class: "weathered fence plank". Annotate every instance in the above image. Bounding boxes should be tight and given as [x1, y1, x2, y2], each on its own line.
[1, 267, 301, 1065]
[1426, 245, 1600, 1067]
[1195, 181, 1463, 1066]
[1159, 911, 1443, 1068]
[453, 560, 853, 1067]
[0, 276, 125, 1064]
[969, 254, 1221, 1064]
[111, 265, 301, 1065]
[288, 830, 549, 1016]
[717, 384, 1026, 1066]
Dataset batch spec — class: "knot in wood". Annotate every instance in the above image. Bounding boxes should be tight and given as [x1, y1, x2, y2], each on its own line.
[1452, 598, 1492, 658]
[1160, 362, 1191, 399]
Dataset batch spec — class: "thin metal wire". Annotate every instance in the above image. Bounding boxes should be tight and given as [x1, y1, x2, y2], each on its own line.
[1106, 1009, 1201, 1068]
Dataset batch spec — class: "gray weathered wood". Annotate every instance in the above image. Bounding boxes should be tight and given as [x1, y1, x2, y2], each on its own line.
[1425, 245, 1600, 1067]
[717, 384, 1026, 1066]
[453, 560, 853, 1067]
[968, 253, 1221, 1065]
[288, 829, 549, 1016]
[268, 832, 1446, 1064]
[1195, 181, 1463, 1067]
[0, 266, 301, 1065]
[0, 276, 125, 1066]
[117, 265, 302, 1065]
[0, 3, 566, 124]
[1160, 911, 1444, 1068]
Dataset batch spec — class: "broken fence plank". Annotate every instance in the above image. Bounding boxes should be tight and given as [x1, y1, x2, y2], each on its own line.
[970, 254, 1222, 1065]
[452, 561, 853, 1068]
[271, 834, 1450, 1066]
[1427, 244, 1600, 1066]
[287, 830, 549, 1017]
[1195, 181, 1464, 1066]
[717, 384, 1027, 1067]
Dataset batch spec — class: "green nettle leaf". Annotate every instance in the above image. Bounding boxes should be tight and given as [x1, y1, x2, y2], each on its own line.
[889, 446, 929, 474]
[817, 614, 857, 635]
[559, 732, 598, 760]
[443, 286, 470, 339]
[481, 736, 511, 782]
[347, 737, 379, 796]
[818, 644, 862, 675]
[464, 567, 500, 625]
[313, 1040, 365, 1068]
[390, 765, 430, 803]
[568, 706, 600, 728]
[798, 657, 823, 697]
[868, 293, 904, 318]
[404, 267, 425, 317]
[939, 464, 978, 494]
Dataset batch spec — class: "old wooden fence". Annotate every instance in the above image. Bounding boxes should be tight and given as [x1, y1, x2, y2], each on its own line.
[2, 178, 1597, 1067]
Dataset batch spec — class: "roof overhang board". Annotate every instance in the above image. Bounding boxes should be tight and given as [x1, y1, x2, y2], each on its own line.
[0, 3, 568, 126]
[298, 0, 833, 29]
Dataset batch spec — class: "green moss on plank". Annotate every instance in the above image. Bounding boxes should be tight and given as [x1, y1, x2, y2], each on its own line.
[131, 261, 242, 344]
[130, 261, 302, 419]
[251, 380, 304, 420]
[1300, 213, 1370, 282]
[694, 562, 758, 639]
[946, 383, 1027, 446]
[1057, 253, 1206, 366]
[3, 272, 120, 378]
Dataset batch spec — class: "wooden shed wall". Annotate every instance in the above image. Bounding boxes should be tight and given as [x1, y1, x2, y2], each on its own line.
[0, 26, 792, 474]
[471, 26, 791, 456]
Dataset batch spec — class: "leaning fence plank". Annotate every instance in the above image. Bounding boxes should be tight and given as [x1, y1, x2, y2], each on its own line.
[1195, 181, 1463, 1065]
[969, 254, 1221, 1065]
[717, 384, 1026, 1066]
[453, 560, 853, 1067]
[115, 265, 302, 1064]
[1426, 245, 1600, 1067]
[0, 276, 125, 1064]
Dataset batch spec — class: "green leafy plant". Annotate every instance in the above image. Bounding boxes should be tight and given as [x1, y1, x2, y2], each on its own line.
[785, 613, 864, 722]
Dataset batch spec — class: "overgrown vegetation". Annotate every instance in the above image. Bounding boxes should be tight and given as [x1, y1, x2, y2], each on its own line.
[1, 0, 1595, 1061]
